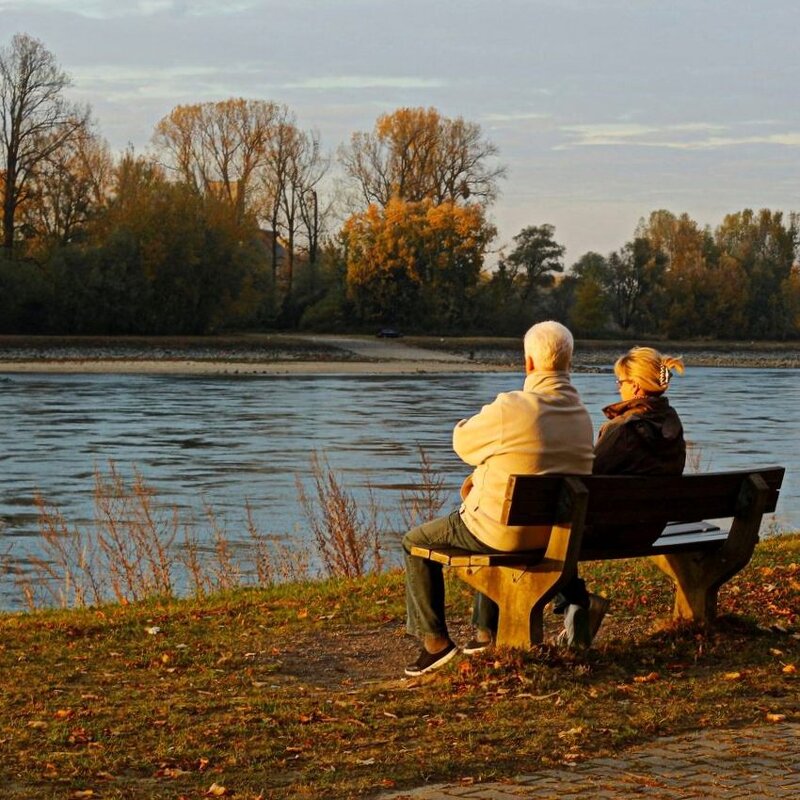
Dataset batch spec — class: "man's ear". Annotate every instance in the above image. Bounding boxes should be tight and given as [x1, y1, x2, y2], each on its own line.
[525, 355, 535, 374]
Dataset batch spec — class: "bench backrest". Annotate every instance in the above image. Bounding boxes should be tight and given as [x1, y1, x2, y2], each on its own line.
[501, 467, 785, 556]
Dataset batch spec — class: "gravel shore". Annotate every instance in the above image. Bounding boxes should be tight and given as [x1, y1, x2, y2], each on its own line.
[0, 334, 798, 373]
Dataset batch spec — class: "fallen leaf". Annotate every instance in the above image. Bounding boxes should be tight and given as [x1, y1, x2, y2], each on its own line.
[782, 664, 797, 675]
[723, 671, 742, 681]
[157, 767, 191, 778]
[27, 720, 48, 730]
[357, 758, 376, 766]
[205, 783, 229, 796]
[766, 712, 787, 722]
[70, 791, 95, 799]
[145, 626, 161, 635]
[457, 660, 474, 678]
[68, 727, 92, 744]
[634, 672, 659, 684]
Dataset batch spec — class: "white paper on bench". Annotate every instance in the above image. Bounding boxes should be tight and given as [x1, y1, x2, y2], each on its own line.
[654, 521, 726, 548]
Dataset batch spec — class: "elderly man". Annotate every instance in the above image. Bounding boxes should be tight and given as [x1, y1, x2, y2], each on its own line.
[402, 321, 595, 676]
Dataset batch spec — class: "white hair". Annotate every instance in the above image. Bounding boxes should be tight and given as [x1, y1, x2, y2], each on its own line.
[523, 320, 574, 371]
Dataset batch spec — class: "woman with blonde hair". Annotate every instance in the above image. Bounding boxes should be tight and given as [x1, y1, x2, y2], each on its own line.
[558, 346, 687, 646]
[594, 346, 686, 474]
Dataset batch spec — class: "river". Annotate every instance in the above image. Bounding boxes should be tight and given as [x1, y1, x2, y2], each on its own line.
[0, 368, 797, 608]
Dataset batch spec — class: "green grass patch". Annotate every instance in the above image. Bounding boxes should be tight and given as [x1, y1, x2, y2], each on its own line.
[1, 536, 798, 799]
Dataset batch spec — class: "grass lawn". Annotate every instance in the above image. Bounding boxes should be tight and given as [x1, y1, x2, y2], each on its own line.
[1, 535, 798, 799]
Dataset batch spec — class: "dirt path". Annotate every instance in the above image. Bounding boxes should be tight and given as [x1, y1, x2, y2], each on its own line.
[298, 334, 471, 363]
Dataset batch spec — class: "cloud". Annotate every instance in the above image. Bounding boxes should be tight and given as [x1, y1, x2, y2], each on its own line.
[282, 76, 446, 91]
[482, 112, 552, 123]
[555, 121, 800, 151]
[68, 63, 242, 101]
[0, 0, 259, 18]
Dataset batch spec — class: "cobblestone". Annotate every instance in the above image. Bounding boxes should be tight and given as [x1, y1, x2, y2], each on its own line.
[380, 723, 799, 799]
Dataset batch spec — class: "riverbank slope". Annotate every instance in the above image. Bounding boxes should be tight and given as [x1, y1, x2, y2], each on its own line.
[1, 534, 797, 799]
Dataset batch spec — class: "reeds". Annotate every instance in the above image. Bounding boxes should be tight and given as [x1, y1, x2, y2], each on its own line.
[400, 445, 448, 530]
[14, 463, 312, 610]
[11, 449, 447, 610]
[295, 451, 384, 578]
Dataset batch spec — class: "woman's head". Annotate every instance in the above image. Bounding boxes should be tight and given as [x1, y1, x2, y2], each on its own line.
[614, 346, 685, 397]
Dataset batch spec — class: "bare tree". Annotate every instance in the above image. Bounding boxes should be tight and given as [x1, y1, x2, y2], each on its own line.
[339, 106, 506, 209]
[153, 98, 283, 223]
[19, 127, 113, 249]
[0, 33, 89, 252]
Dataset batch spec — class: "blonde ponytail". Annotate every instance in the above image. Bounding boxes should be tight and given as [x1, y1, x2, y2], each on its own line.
[615, 347, 685, 395]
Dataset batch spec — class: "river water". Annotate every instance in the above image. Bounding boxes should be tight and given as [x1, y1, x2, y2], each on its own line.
[1, 368, 797, 607]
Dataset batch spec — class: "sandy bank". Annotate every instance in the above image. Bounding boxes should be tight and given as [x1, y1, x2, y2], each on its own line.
[0, 358, 507, 376]
[1, 333, 799, 373]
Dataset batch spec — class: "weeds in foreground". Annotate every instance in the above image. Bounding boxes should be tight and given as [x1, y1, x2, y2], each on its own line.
[21, 464, 182, 608]
[400, 444, 448, 529]
[296, 451, 384, 578]
[13, 447, 445, 609]
[15, 464, 319, 610]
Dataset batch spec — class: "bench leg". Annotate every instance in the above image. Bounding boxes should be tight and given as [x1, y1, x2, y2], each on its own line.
[454, 563, 563, 648]
[651, 552, 725, 620]
[652, 473, 769, 622]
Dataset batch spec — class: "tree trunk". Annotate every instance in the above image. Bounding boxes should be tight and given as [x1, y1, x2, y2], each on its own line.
[2, 159, 16, 251]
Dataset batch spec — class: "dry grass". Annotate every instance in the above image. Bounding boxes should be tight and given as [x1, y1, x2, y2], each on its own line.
[14, 464, 317, 610]
[400, 445, 448, 530]
[14, 449, 427, 609]
[296, 451, 384, 579]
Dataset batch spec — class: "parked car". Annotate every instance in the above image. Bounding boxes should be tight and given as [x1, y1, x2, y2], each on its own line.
[376, 328, 403, 338]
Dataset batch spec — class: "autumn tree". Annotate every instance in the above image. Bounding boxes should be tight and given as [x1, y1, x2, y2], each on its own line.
[154, 99, 329, 306]
[0, 33, 89, 252]
[17, 127, 113, 256]
[47, 151, 270, 334]
[714, 209, 797, 338]
[340, 107, 505, 208]
[342, 198, 495, 328]
[153, 98, 282, 223]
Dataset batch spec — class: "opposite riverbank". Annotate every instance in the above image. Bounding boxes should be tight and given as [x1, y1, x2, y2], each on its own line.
[1, 333, 800, 374]
[0, 534, 798, 799]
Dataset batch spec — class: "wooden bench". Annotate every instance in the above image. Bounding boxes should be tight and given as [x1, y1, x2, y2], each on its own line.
[410, 467, 785, 648]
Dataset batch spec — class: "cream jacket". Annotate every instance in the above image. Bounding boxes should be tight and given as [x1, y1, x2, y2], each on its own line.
[453, 371, 594, 551]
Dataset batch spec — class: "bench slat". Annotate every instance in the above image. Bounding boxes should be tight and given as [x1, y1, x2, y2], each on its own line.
[502, 467, 784, 527]
[410, 520, 729, 567]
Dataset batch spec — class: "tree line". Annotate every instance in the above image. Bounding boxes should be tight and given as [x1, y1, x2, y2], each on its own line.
[2, 33, 798, 339]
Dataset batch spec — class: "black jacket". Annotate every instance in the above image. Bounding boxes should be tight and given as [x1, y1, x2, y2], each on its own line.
[593, 395, 686, 476]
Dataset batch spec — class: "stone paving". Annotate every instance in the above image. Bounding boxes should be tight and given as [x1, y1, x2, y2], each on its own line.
[381, 722, 799, 799]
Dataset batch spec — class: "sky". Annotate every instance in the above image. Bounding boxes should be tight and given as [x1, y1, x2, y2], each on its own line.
[2, 0, 799, 264]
